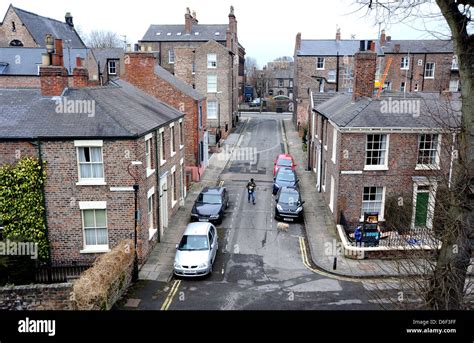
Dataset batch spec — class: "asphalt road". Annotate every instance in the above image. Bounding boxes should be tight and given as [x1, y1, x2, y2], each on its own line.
[118, 114, 409, 311]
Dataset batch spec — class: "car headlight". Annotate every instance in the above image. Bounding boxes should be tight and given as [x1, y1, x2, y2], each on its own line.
[276, 204, 283, 211]
[191, 213, 199, 217]
[274, 183, 280, 188]
[210, 214, 219, 219]
[295, 206, 303, 213]
[198, 262, 208, 269]
[174, 262, 182, 268]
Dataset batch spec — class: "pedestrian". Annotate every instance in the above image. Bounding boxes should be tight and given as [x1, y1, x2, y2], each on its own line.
[246, 178, 256, 205]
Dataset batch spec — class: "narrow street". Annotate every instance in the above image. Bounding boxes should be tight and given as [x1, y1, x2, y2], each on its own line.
[118, 114, 406, 311]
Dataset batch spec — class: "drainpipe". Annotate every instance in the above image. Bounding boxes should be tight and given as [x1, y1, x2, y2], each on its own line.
[31, 139, 52, 270]
[318, 117, 325, 193]
[336, 52, 339, 92]
[154, 130, 161, 243]
[448, 132, 457, 189]
[421, 53, 427, 91]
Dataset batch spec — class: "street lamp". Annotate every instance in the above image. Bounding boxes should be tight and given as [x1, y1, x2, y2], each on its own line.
[127, 161, 142, 282]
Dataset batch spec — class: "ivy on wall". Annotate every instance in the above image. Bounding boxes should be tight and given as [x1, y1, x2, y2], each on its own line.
[0, 157, 49, 261]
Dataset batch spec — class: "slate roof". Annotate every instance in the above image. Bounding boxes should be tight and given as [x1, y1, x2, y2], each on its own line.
[141, 24, 229, 42]
[298, 39, 384, 56]
[154, 64, 204, 101]
[0, 79, 183, 139]
[313, 92, 460, 130]
[91, 48, 124, 72]
[10, 6, 86, 48]
[0, 47, 89, 75]
[272, 68, 294, 79]
[382, 40, 454, 54]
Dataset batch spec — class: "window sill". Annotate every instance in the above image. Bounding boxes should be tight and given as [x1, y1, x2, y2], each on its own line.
[180, 145, 185, 150]
[424, 76, 434, 79]
[80, 247, 110, 254]
[323, 145, 328, 151]
[149, 228, 158, 241]
[321, 185, 326, 193]
[170, 152, 177, 158]
[76, 180, 107, 186]
[364, 166, 389, 171]
[415, 165, 440, 171]
[146, 168, 156, 178]
[172, 200, 178, 208]
[316, 68, 325, 71]
[160, 160, 167, 167]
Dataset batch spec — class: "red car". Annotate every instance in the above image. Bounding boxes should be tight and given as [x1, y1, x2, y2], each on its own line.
[273, 154, 296, 176]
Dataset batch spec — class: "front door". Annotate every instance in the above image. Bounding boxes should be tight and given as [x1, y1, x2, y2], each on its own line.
[160, 180, 168, 236]
[415, 191, 429, 228]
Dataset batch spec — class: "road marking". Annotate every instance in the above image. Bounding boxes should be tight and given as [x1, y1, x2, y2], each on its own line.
[298, 236, 362, 283]
[161, 279, 181, 311]
[280, 119, 288, 154]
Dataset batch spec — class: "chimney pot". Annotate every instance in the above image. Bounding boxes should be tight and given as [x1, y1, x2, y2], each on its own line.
[296, 32, 302, 52]
[380, 29, 386, 45]
[336, 28, 341, 41]
[359, 40, 366, 52]
[76, 56, 82, 67]
[185, 8, 193, 34]
[65, 12, 73, 27]
[386, 36, 391, 42]
[394, 43, 401, 53]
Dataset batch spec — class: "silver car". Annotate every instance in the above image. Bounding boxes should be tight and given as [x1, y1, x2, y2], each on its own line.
[174, 222, 218, 277]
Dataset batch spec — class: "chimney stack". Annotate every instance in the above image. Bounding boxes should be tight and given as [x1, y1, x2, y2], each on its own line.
[228, 6, 237, 35]
[386, 35, 391, 42]
[394, 43, 401, 53]
[122, 52, 156, 86]
[295, 32, 302, 52]
[40, 39, 69, 96]
[185, 7, 193, 34]
[65, 12, 73, 27]
[192, 11, 198, 25]
[336, 28, 341, 41]
[353, 40, 377, 102]
[380, 29, 386, 46]
[226, 29, 232, 50]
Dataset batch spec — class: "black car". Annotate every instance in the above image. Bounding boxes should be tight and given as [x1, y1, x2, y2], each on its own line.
[191, 187, 229, 225]
[273, 167, 298, 195]
[274, 187, 305, 222]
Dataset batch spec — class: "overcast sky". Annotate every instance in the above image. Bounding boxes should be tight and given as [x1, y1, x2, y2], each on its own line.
[1, 0, 450, 67]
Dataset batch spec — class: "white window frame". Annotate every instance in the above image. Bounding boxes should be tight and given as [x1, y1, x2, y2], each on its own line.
[424, 62, 435, 79]
[414, 83, 419, 92]
[147, 187, 157, 240]
[159, 128, 166, 166]
[108, 60, 117, 75]
[170, 123, 176, 157]
[207, 100, 218, 119]
[451, 56, 458, 70]
[364, 134, 389, 171]
[207, 53, 217, 69]
[400, 56, 409, 70]
[400, 81, 406, 92]
[331, 126, 337, 164]
[80, 204, 110, 254]
[411, 180, 438, 230]
[329, 176, 335, 213]
[327, 70, 336, 83]
[321, 160, 327, 192]
[316, 57, 325, 70]
[171, 167, 177, 208]
[449, 80, 459, 92]
[207, 75, 217, 93]
[179, 119, 185, 150]
[278, 79, 284, 87]
[416, 134, 441, 170]
[360, 186, 386, 221]
[168, 49, 175, 64]
[75, 140, 106, 186]
[145, 133, 155, 178]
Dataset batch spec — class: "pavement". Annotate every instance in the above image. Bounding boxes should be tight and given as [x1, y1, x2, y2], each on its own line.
[282, 119, 474, 278]
[138, 119, 248, 282]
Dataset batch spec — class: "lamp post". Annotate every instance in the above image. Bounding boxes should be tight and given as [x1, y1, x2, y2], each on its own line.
[127, 161, 142, 282]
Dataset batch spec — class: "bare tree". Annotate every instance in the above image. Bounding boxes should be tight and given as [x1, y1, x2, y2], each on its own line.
[353, 0, 473, 310]
[245, 56, 258, 80]
[86, 30, 123, 49]
[274, 56, 293, 62]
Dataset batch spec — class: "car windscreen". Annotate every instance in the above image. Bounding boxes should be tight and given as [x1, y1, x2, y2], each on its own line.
[178, 235, 209, 251]
[198, 194, 222, 204]
[276, 170, 295, 182]
[277, 158, 292, 167]
[278, 191, 299, 205]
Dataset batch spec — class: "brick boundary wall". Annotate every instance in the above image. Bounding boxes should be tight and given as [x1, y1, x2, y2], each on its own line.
[0, 283, 73, 310]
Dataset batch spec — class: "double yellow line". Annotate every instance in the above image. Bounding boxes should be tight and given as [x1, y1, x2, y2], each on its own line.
[160, 280, 181, 311]
[298, 236, 359, 283]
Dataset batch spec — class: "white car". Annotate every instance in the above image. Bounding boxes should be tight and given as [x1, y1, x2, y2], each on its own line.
[174, 222, 218, 277]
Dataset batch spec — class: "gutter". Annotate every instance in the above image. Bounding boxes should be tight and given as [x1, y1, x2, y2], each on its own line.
[154, 130, 161, 243]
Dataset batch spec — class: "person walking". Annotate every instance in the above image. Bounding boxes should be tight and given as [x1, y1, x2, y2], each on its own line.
[246, 178, 256, 205]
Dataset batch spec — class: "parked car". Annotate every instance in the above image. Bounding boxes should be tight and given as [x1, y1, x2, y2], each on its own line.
[273, 153, 296, 176]
[274, 187, 305, 222]
[273, 167, 298, 195]
[191, 187, 229, 224]
[250, 98, 261, 107]
[174, 222, 218, 277]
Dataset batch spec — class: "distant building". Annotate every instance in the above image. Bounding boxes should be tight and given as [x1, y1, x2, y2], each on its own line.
[267, 61, 294, 99]
[138, 7, 245, 142]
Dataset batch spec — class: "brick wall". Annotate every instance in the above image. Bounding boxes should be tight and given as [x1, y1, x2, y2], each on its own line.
[0, 141, 37, 165]
[174, 47, 196, 86]
[0, 76, 40, 88]
[0, 283, 73, 310]
[0, 7, 37, 47]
